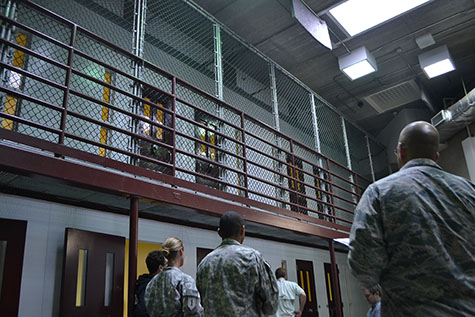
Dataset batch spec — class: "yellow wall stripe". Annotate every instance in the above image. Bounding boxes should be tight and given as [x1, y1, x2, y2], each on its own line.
[327, 272, 333, 301]
[306, 271, 312, 302]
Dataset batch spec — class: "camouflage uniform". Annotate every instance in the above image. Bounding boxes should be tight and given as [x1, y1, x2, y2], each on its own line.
[348, 158, 475, 316]
[196, 238, 279, 316]
[144, 267, 203, 317]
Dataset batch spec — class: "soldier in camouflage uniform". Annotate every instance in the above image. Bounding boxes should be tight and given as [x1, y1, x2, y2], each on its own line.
[196, 211, 279, 316]
[348, 121, 475, 316]
[145, 237, 203, 317]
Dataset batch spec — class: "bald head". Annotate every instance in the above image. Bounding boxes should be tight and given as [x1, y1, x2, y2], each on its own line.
[397, 121, 439, 167]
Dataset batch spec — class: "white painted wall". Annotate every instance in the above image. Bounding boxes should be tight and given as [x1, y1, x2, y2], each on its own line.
[0, 192, 369, 317]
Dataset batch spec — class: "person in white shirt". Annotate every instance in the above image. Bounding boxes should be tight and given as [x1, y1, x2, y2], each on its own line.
[275, 268, 306, 317]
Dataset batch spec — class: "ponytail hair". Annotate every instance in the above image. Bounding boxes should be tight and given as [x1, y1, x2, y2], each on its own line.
[161, 237, 183, 261]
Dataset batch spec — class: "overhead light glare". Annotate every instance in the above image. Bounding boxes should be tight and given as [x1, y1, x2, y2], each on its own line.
[338, 46, 377, 80]
[342, 60, 376, 80]
[418, 45, 455, 79]
[423, 59, 455, 78]
[329, 0, 431, 36]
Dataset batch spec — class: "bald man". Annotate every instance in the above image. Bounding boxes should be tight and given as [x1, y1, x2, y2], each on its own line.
[348, 121, 475, 316]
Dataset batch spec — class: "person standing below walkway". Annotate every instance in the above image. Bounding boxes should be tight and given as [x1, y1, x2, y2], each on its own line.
[196, 211, 278, 316]
[363, 284, 381, 317]
[348, 121, 475, 316]
[274, 267, 306, 317]
[133, 250, 167, 317]
[145, 237, 203, 317]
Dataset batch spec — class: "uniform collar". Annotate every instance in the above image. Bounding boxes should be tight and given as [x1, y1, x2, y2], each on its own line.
[400, 158, 442, 171]
[221, 238, 241, 246]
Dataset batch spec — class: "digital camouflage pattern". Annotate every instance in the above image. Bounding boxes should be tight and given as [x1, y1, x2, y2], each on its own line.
[145, 267, 203, 317]
[349, 158, 475, 316]
[196, 239, 279, 316]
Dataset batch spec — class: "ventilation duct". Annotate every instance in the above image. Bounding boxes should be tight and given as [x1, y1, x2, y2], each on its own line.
[431, 87, 475, 142]
[363, 79, 433, 113]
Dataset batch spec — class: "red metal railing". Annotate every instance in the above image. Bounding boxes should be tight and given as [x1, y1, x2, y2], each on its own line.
[0, 0, 371, 231]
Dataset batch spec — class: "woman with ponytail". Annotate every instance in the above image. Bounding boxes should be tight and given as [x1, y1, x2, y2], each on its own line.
[144, 237, 203, 317]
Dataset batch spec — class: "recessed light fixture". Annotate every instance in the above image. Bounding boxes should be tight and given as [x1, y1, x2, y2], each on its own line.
[418, 45, 455, 79]
[329, 0, 431, 37]
[338, 46, 377, 80]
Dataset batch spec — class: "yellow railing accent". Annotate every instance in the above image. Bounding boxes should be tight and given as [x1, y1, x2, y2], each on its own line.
[99, 71, 112, 157]
[2, 32, 27, 130]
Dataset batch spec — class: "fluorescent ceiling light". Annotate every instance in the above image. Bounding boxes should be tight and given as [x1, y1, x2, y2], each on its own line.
[338, 46, 377, 80]
[329, 0, 431, 36]
[342, 60, 376, 80]
[418, 45, 455, 79]
[423, 59, 455, 78]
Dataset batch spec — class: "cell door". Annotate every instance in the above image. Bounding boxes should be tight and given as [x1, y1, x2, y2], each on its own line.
[60, 228, 125, 317]
[323, 263, 343, 317]
[0, 218, 27, 317]
[296, 259, 318, 316]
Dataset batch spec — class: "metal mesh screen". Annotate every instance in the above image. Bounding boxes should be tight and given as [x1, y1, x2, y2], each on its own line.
[276, 68, 315, 149]
[144, 0, 215, 96]
[221, 29, 274, 127]
[31, 0, 135, 51]
[369, 138, 389, 180]
[345, 120, 372, 179]
[313, 97, 347, 165]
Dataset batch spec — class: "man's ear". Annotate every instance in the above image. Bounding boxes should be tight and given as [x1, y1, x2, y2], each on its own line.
[434, 151, 439, 162]
[217, 228, 223, 238]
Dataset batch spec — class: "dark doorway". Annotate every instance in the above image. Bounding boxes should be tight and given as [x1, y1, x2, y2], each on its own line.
[0, 218, 27, 317]
[59, 228, 125, 317]
[296, 259, 318, 316]
[196, 247, 213, 267]
[323, 262, 343, 317]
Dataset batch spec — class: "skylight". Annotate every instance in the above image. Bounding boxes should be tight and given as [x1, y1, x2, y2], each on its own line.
[329, 0, 431, 36]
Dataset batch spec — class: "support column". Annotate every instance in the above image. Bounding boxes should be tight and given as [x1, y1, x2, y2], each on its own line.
[329, 239, 343, 317]
[341, 117, 357, 205]
[270, 63, 285, 207]
[128, 196, 139, 317]
[310, 94, 331, 220]
[213, 23, 227, 188]
[365, 135, 376, 182]
[129, 0, 147, 164]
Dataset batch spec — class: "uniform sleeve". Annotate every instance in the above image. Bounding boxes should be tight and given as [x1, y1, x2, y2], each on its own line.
[144, 277, 159, 317]
[256, 256, 279, 315]
[180, 275, 204, 317]
[348, 184, 388, 289]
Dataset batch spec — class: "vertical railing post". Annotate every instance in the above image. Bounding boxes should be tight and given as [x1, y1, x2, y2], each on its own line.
[58, 24, 76, 145]
[269, 63, 285, 207]
[129, 0, 147, 165]
[171, 77, 176, 176]
[240, 112, 249, 198]
[128, 196, 139, 317]
[0, 0, 16, 85]
[328, 239, 343, 317]
[213, 23, 227, 189]
[365, 135, 375, 182]
[325, 158, 336, 222]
